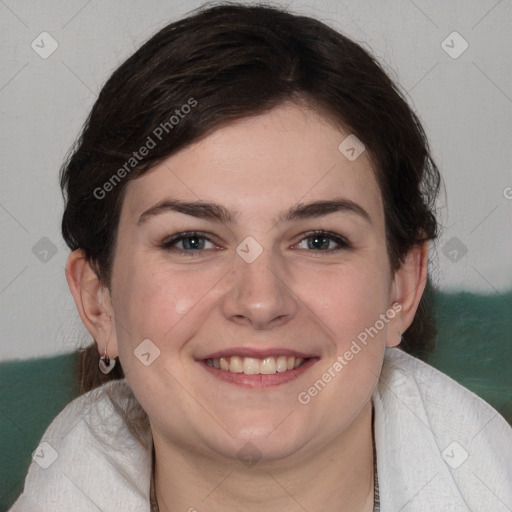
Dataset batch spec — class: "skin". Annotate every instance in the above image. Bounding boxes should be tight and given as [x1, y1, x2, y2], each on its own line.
[67, 102, 428, 511]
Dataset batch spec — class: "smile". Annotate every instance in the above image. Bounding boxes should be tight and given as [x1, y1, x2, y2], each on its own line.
[205, 355, 306, 375]
[199, 351, 318, 388]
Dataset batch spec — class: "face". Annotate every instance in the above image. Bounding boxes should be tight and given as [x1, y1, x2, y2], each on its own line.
[107, 102, 401, 464]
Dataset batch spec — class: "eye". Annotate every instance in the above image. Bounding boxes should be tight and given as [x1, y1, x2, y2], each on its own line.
[295, 231, 350, 252]
[160, 231, 217, 253]
[160, 230, 350, 255]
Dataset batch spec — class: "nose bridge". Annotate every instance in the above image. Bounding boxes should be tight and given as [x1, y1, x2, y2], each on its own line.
[240, 247, 281, 293]
[223, 241, 297, 328]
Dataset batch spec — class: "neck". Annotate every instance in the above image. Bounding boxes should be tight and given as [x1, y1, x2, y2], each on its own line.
[153, 401, 375, 512]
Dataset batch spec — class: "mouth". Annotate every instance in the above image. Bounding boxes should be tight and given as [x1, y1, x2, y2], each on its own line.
[205, 355, 308, 374]
[197, 350, 319, 388]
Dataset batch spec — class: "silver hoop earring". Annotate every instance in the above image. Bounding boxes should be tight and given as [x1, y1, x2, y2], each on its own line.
[99, 347, 116, 374]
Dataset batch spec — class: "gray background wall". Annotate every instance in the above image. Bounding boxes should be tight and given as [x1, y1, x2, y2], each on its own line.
[1, 0, 511, 361]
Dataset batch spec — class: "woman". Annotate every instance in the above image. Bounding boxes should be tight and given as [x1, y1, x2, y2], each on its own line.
[10, 3, 511, 511]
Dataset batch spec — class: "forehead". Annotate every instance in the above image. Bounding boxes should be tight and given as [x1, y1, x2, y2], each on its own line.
[122, 103, 383, 225]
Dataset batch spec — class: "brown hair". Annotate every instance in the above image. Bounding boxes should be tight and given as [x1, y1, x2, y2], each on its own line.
[60, 3, 441, 395]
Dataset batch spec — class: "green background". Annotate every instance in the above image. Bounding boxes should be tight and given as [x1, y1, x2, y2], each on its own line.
[1, 291, 511, 510]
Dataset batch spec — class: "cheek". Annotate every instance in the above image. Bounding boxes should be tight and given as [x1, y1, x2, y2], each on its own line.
[110, 261, 209, 409]
[297, 265, 390, 409]
[116, 269, 197, 338]
[111, 254, 226, 363]
[287, 260, 390, 448]
[298, 259, 391, 345]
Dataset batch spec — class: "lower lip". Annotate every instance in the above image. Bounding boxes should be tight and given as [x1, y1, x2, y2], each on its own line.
[198, 358, 318, 388]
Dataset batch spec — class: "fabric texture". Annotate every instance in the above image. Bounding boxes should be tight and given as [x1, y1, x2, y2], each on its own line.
[9, 347, 512, 511]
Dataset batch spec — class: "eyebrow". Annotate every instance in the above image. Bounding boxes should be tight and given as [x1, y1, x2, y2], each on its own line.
[137, 197, 372, 226]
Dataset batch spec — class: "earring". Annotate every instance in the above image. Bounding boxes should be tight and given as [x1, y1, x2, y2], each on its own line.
[99, 347, 116, 374]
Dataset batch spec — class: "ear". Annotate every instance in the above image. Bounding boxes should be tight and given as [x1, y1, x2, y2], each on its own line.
[65, 250, 118, 358]
[387, 241, 429, 347]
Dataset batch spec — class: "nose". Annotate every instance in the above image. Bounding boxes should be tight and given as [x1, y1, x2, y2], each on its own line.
[221, 246, 298, 330]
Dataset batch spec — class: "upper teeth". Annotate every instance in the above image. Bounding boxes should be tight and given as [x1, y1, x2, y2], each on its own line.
[205, 356, 305, 375]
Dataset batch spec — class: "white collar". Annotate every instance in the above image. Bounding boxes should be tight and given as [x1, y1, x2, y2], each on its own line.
[11, 347, 512, 511]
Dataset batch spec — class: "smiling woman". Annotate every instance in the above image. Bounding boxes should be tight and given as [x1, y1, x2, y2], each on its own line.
[9, 3, 512, 512]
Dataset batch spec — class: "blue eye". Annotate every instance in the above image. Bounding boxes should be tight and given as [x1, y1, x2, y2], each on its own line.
[160, 231, 216, 252]
[296, 231, 350, 251]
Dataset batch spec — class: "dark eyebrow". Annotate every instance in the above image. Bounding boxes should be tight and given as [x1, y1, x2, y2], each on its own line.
[138, 200, 234, 225]
[279, 198, 372, 225]
[137, 197, 372, 226]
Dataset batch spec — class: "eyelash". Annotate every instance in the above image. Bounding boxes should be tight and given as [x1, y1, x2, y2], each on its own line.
[159, 230, 351, 255]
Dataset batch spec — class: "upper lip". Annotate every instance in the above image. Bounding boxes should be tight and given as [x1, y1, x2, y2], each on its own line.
[198, 347, 317, 360]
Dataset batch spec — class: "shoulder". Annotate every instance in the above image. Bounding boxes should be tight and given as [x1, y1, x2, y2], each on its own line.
[373, 347, 512, 510]
[50, 378, 149, 445]
[29, 378, 150, 457]
[377, 346, 512, 448]
[9, 379, 152, 512]
[379, 347, 509, 427]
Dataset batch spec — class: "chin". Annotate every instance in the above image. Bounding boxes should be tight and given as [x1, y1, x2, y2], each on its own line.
[209, 418, 308, 462]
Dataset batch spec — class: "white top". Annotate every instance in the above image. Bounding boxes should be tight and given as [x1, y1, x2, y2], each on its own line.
[9, 347, 512, 511]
